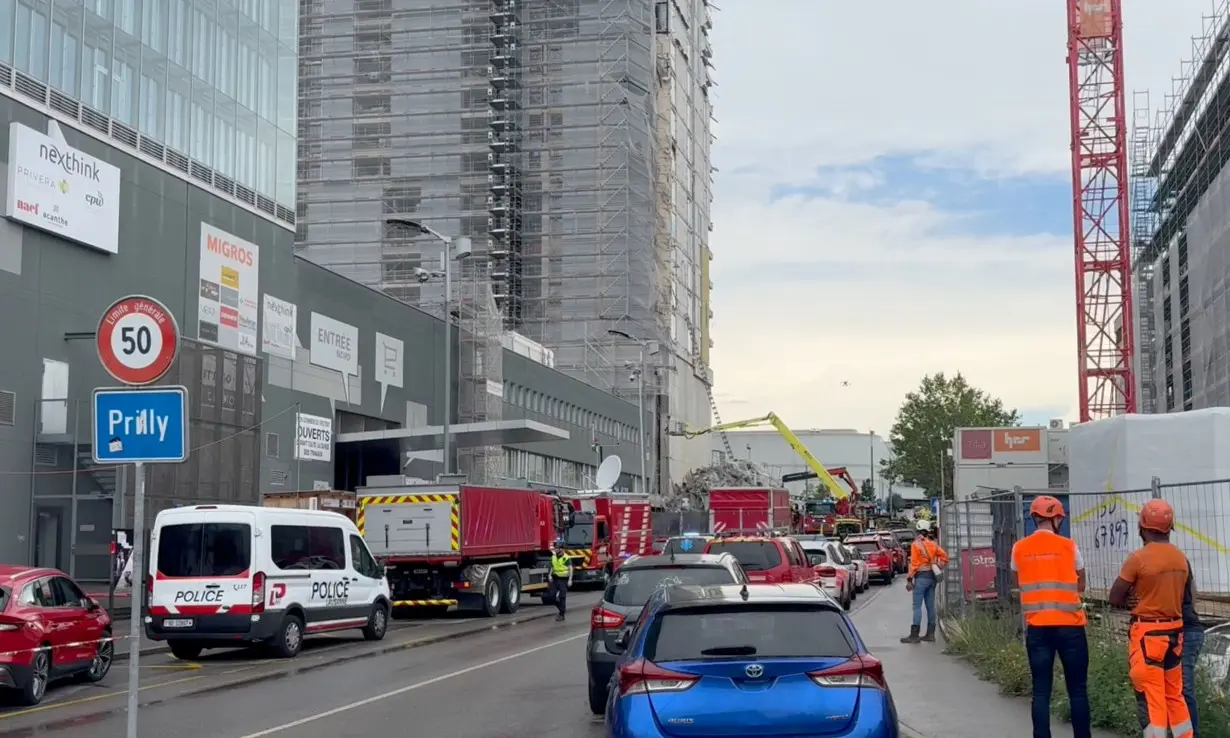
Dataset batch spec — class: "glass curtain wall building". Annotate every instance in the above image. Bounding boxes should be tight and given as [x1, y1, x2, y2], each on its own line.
[1, 0, 298, 223]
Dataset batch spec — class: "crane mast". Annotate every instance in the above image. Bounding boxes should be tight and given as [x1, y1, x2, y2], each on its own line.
[1066, 0, 1136, 421]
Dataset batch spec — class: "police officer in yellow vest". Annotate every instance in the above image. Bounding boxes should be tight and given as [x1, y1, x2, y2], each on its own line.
[549, 541, 573, 621]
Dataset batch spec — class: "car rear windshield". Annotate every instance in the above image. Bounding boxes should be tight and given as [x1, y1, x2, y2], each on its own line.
[706, 540, 782, 571]
[646, 605, 855, 662]
[662, 537, 707, 556]
[605, 565, 737, 606]
[893, 530, 916, 543]
[157, 523, 252, 577]
[801, 548, 828, 566]
[847, 540, 881, 554]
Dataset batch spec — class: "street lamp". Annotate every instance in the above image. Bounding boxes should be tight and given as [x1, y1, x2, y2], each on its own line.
[607, 328, 657, 496]
[386, 218, 472, 475]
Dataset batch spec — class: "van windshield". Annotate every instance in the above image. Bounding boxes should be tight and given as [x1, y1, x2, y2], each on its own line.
[157, 523, 251, 577]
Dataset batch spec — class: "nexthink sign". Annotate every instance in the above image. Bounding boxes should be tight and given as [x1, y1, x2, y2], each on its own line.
[92, 387, 189, 464]
[4, 121, 121, 254]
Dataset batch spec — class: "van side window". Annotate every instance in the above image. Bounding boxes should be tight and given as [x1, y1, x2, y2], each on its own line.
[271, 525, 347, 570]
[349, 535, 381, 578]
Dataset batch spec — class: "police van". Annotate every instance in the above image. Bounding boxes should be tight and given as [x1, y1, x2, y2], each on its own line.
[145, 504, 391, 660]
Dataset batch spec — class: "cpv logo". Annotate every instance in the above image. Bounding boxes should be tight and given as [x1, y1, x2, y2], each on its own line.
[269, 583, 287, 606]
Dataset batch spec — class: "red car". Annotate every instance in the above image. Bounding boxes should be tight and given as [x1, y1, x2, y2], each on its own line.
[0, 566, 113, 705]
[845, 535, 898, 584]
[877, 532, 908, 574]
[703, 536, 818, 585]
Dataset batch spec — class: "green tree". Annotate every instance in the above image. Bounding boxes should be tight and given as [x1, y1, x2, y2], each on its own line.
[858, 478, 876, 503]
[881, 372, 1020, 500]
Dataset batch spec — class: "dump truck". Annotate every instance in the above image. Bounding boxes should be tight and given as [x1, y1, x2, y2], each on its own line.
[357, 478, 573, 617]
[708, 487, 795, 536]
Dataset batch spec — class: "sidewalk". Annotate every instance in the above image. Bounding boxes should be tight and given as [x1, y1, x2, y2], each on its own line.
[853, 584, 1124, 738]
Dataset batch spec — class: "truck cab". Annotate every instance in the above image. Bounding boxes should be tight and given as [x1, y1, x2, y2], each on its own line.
[558, 509, 611, 585]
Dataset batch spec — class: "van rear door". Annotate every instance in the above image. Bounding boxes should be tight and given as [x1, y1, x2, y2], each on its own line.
[149, 511, 256, 634]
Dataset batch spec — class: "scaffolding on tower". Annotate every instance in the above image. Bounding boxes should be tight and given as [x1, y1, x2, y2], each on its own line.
[1066, 0, 1136, 421]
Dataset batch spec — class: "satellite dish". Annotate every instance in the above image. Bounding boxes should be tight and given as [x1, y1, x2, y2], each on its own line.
[596, 455, 622, 491]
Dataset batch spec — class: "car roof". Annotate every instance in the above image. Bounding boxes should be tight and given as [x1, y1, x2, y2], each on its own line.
[708, 536, 788, 544]
[844, 535, 881, 542]
[796, 540, 832, 549]
[622, 553, 732, 569]
[662, 583, 836, 609]
[0, 565, 62, 583]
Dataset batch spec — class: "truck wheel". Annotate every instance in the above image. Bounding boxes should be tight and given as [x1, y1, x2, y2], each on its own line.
[480, 573, 501, 617]
[499, 570, 521, 615]
[270, 614, 304, 658]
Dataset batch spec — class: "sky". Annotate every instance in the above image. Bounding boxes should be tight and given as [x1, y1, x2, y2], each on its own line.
[707, 0, 1222, 435]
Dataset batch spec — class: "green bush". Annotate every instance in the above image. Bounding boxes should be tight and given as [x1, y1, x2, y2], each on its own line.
[944, 610, 1230, 737]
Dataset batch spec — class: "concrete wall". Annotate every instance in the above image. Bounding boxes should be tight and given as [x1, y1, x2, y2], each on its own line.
[0, 98, 644, 575]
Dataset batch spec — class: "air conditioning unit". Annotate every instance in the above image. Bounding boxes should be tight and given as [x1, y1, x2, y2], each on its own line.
[1048, 418, 1064, 430]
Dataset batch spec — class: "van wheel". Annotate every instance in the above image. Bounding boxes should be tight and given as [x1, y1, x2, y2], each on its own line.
[168, 641, 203, 661]
[270, 614, 304, 658]
[479, 573, 501, 618]
[499, 570, 521, 615]
[363, 603, 389, 641]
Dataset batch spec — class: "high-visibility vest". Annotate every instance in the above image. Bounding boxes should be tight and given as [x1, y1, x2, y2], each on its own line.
[1013, 531, 1086, 627]
[551, 554, 571, 577]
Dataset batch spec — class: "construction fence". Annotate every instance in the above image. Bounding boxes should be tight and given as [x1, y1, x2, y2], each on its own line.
[936, 478, 1230, 626]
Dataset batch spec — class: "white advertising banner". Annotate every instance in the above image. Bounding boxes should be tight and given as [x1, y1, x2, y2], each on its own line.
[374, 331, 404, 411]
[310, 312, 359, 377]
[261, 294, 297, 360]
[5, 121, 122, 254]
[294, 413, 333, 462]
[198, 224, 260, 355]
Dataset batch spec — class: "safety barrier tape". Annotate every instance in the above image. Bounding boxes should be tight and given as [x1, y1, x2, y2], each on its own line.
[0, 630, 131, 659]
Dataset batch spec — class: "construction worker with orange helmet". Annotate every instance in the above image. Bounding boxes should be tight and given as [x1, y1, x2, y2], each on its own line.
[1109, 498, 1194, 738]
[1010, 494, 1091, 738]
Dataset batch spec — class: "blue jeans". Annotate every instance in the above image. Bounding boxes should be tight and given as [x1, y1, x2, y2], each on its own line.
[911, 572, 936, 628]
[1183, 627, 1204, 736]
[1026, 625, 1091, 738]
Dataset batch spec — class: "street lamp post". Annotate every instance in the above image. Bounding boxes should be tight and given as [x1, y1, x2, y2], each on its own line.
[608, 329, 655, 497]
[386, 218, 472, 475]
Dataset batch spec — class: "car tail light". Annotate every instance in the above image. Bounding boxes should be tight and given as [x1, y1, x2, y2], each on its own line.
[591, 606, 625, 630]
[251, 572, 266, 614]
[808, 654, 887, 690]
[618, 659, 699, 695]
[815, 565, 838, 578]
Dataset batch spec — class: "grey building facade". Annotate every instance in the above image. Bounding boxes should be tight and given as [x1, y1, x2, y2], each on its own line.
[0, 97, 645, 582]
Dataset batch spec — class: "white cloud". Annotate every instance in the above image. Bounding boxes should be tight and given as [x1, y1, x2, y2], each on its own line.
[707, 0, 1216, 435]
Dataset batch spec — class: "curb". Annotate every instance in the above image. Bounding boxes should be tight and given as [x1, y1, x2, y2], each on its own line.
[115, 603, 572, 662]
[899, 723, 928, 738]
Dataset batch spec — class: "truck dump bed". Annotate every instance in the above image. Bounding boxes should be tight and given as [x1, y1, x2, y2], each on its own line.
[359, 485, 546, 559]
[709, 487, 791, 535]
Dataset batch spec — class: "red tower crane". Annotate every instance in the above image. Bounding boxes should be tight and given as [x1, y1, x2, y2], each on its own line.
[1066, 0, 1136, 422]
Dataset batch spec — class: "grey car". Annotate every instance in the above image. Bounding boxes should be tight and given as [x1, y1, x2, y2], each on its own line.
[586, 552, 746, 715]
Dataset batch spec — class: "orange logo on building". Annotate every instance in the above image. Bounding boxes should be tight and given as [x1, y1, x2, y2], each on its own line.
[993, 429, 1041, 453]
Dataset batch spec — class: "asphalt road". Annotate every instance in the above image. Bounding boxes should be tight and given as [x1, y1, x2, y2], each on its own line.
[0, 581, 909, 738]
[0, 592, 601, 736]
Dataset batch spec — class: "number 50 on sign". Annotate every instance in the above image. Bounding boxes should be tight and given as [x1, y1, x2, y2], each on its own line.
[96, 295, 181, 385]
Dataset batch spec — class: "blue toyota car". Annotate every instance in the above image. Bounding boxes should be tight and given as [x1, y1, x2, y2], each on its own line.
[604, 582, 899, 738]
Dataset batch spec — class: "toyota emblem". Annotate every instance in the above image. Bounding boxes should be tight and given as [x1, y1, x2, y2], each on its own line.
[744, 664, 764, 679]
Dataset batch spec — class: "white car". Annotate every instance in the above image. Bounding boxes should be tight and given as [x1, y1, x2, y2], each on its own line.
[824, 540, 862, 598]
[842, 544, 871, 593]
[798, 540, 855, 608]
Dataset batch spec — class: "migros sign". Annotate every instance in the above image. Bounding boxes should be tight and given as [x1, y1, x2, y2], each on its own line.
[205, 231, 256, 267]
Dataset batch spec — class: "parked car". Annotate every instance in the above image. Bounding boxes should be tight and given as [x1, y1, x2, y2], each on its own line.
[890, 527, 917, 548]
[659, 534, 713, 556]
[604, 583, 898, 738]
[845, 535, 897, 584]
[842, 543, 871, 593]
[877, 532, 908, 574]
[587, 552, 746, 715]
[0, 566, 114, 706]
[797, 541, 851, 609]
[704, 536, 818, 586]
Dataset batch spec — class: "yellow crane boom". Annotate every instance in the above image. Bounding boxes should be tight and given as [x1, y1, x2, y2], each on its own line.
[672, 413, 850, 500]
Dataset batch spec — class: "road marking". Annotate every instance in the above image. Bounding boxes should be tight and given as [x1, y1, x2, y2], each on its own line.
[0, 674, 208, 720]
[235, 633, 589, 737]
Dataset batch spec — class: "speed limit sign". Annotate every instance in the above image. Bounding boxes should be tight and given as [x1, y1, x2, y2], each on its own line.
[96, 295, 180, 385]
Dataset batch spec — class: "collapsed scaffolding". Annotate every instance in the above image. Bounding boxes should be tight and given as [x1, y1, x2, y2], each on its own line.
[1131, 0, 1230, 411]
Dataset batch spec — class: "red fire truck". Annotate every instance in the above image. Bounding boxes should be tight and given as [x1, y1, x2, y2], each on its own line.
[558, 490, 654, 587]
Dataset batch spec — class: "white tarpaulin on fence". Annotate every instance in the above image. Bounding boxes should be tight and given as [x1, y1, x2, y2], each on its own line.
[1068, 409, 1230, 595]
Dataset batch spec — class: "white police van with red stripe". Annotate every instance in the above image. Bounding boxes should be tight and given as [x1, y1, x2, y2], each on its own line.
[145, 505, 390, 660]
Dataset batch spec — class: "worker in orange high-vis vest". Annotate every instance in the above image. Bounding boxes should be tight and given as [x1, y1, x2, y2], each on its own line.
[1109, 499, 1193, 738]
[1011, 495, 1091, 738]
[901, 519, 948, 643]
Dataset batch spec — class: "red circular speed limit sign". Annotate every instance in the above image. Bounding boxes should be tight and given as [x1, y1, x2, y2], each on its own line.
[96, 295, 180, 385]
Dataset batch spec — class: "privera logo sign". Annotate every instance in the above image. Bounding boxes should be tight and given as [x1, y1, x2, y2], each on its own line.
[4, 121, 121, 254]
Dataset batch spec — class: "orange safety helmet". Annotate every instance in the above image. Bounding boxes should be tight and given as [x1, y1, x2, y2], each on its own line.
[1029, 495, 1066, 520]
[1138, 499, 1175, 534]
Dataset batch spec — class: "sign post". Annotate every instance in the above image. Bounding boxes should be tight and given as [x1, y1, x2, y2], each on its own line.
[93, 295, 186, 738]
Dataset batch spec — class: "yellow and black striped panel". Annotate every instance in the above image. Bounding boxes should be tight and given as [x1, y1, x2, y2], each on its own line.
[391, 599, 457, 607]
[564, 549, 593, 568]
[357, 494, 461, 552]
